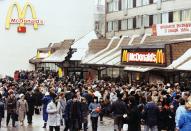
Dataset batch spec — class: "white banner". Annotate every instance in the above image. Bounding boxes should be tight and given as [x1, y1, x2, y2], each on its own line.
[153, 21, 191, 36]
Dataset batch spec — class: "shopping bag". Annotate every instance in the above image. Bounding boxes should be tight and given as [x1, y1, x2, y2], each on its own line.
[122, 124, 128, 131]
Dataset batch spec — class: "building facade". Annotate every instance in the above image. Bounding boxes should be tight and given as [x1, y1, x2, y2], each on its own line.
[105, 0, 191, 38]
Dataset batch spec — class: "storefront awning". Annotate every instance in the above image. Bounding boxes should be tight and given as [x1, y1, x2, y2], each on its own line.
[71, 31, 98, 61]
[42, 49, 69, 63]
[168, 48, 191, 70]
[29, 57, 43, 64]
[124, 66, 154, 72]
[176, 59, 191, 71]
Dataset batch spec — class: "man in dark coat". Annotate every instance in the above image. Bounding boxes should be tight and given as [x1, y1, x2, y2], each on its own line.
[25, 87, 35, 125]
[64, 95, 82, 131]
[127, 96, 141, 131]
[111, 93, 128, 131]
[143, 95, 159, 131]
[6, 90, 17, 127]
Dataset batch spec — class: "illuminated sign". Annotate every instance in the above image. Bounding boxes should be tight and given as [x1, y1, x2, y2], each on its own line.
[122, 49, 165, 66]
[6, 1, 44, 33]
[152, 21, 191, 36]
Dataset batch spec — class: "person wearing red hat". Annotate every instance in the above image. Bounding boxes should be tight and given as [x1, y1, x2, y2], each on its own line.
[6, 90, 17, 127]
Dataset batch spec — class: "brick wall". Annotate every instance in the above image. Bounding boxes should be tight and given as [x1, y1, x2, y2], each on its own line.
[171, 41, 191, 61]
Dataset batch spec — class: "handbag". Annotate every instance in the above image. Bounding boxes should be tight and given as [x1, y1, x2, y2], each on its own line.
[122, 124, 128, 131]
[34, 107, 40, 115]
[14, 113, 18, 121]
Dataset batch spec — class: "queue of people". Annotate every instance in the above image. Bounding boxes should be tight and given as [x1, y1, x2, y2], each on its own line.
[0, 70, 191, 131]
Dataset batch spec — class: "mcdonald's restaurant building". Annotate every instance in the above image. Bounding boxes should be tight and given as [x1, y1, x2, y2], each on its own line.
[121, 39, 191, 84]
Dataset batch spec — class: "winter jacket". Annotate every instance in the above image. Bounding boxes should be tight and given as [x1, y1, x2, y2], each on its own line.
[178, 110, 191, 131]
[6, 96, 17, 114]
[64, 99, 82, 120]
[25, 92, 35, 115]
[127, 104, 141, 131]
[0, 99, 5, 118]
[89, 102, 101, 118]
[143, 102, 159, 127]
[47, 101, 61, 126]
[42, 95, 52, 121]
[111, 99, 127, 117]
[175, 105, 186, 128]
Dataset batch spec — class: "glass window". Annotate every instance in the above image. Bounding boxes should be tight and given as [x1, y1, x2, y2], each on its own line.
[143, 15, 149, 27]
[133, 0, 136, 7]
[149, 15, 153, 26]
[153, 14, 158, 24]
[136, 0, 142, 7]
[181, 9, 191, 21]
[173, 11, 180, 22]
[149, 0, 153, 4]
[162, 12, 169, 23]
[113, 21, 119, 31]
[128, 18, 133, 29]
[108, 2, 113, 12]
[128, 0, 133, 8]
[121, 19, 128, 30]
[136, 16, 142, 28]
[113, 0, 119, 11]
[108, 21, 113, 32]
[142, 0, 149, 5]
[168, 12, 173, 23]
[122, 0, 128, 10]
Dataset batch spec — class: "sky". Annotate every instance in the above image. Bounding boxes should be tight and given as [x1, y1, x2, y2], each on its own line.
[0, 0, 95, 76]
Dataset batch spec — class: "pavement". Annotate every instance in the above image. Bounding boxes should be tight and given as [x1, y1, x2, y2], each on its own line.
[0, 114, 114, 131]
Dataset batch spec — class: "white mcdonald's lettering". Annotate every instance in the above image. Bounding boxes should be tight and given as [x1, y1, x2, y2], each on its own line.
[128, 52, 156, 62]
[10, 18, 44, 25]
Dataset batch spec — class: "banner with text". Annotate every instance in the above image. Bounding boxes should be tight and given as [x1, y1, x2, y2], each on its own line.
[152, 21, 191, 36]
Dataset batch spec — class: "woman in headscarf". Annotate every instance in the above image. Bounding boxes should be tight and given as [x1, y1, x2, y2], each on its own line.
[17, 94, 28, 126]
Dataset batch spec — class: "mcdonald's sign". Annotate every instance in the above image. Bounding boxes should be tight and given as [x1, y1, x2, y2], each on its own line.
[121, 48, 166, 66]
[6, 1, 44, 33]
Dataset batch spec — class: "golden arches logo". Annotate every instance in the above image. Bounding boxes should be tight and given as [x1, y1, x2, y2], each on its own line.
[122, 50, 128, 62]
[156, 49, 165, 64]
[6, 1, 44, 32]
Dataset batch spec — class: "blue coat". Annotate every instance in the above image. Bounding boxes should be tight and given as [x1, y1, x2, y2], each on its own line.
[42, 95, 52, 121]
[178, 110, 191, 131]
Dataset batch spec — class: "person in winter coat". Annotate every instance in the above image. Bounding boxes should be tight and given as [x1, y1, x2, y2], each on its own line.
[89, 97, 101, 131]
[111, 93, 127, 131]
[68, 95, 82, 131]
[17, 94, 28, 126]
[178, 97, 191, 131]
[42, 92, 52, 128]
[0, 94, 5, 128]
[58, 92, 66, 126]
[6, 90, 17, 127]
[175, 98, 186, 130]
[81, 97, 89, 131]
[25, 87, 35, 125]
[47, 95, 61, 131]
[127, 96, 141, 131]
[33, 88, 43, 113]
[143, 95, 159, 131]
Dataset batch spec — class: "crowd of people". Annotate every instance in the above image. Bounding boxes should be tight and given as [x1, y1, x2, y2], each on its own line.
[0, 70, 191, 131]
